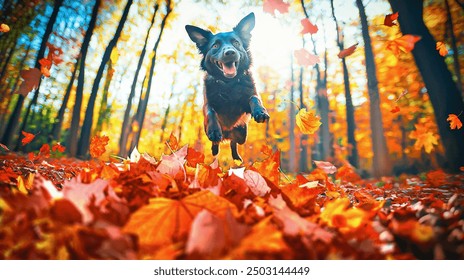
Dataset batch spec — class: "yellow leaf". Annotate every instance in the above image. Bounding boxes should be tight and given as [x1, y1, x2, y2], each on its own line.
[295, 108, 321, 134]
[320, 198, 367, 233]
[409, 124, 438, 153]
[110, 49, 119, 63]
[447, 114, 462, 130]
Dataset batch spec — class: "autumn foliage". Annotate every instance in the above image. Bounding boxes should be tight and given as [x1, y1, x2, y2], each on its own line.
[1, 134, 463, 260]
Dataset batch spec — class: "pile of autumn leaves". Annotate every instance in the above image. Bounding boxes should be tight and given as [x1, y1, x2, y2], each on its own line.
[0, 135, 463, 259]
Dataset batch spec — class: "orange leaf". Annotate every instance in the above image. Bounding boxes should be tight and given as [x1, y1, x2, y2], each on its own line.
[386, 35, 421, 56]
[296, 108, 321, 134]
[89, 135, 109, 158]
[294, 49, 320, 67]
[167, 132, 179, 151]
[383, 12, 399, 27]
[338, 43, 358, 58]
[123, 190, 237, 246]
[263, 0, 289, 16]
[313, 160, 337, 174]
[300, 18, 318, 35]
[0, 23, 10, 32]
[320, 198, 367, 233]
[21, 131, 36, 146]
[39, 58, 52, 77]
[409, 123, 438, 153]
[17, 68, 42, 97]
[436, 41, 448, 57]
[251, 150, 280, 187]
[446, 114, 462, 130]
[39, 144, 51, 158]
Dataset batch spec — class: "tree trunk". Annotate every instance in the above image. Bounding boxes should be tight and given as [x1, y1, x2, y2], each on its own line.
[356, 0, 392, 177]
[51, 56, 79, 142]
[445, 0, 462, 97]
[129, 0, 172, 153]
[119, 2, 159, 157]
[95, 59, 114, 134]
[298, 63, 309, 173]
[330, 0, 359, 168]
[288, 53, 296, 172]
[389, 0, 464, 173]
[77, 0, 134, 158]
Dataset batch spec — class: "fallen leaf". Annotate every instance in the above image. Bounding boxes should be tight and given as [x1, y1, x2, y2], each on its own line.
[320, 197, 368, 233]
[313, 160, 337, 174]
[338, 43, 358, 59]
[383, 12, 399, 27]
[300, 18, 318, 35]
[446, 114, 462, 130]
[244, 169, 270, 197]
[296, 108, 321, 134]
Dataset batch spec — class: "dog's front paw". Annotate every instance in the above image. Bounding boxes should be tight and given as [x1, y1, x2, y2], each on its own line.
[207, 127, 222, 142]
[252, 107, 270, 123]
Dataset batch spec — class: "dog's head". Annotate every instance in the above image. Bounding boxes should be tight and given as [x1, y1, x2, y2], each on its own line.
[185, 13, 255, 79]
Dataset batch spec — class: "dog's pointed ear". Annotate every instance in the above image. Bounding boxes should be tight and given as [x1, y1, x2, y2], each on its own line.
[233, 12, 255, 43]
[185, 25, 213, 50]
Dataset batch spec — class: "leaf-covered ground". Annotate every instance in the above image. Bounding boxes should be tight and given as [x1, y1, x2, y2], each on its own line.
[0, 145, 463, 260]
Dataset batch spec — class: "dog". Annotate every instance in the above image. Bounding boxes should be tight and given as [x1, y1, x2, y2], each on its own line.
[185, 12, 270, 161]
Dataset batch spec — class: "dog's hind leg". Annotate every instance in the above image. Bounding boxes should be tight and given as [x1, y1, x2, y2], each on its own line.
[230, 125, 247, 161]
[212, 142, 219, 156]
[230, 141, 242, 162]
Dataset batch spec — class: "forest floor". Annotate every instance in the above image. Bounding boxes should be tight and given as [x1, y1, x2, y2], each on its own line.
[0, 145, 463, 260]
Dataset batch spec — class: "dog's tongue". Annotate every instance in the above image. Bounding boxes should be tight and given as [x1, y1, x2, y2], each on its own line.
[223, 62, 236, 77]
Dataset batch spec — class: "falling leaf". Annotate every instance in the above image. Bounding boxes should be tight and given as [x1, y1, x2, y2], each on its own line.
[386, 35, 421, 56]
[383, 12, 399, 27]
[294, 49, 320, 67]
[123, 190, 237, 246]
[436, 42, 448, 57]
[313, 160, 337, 174]
[39, 58, 52, 77]
[52, 142, 66, 153]
[295, 108, 321, 134]
[263, 0, 289, 16]
[89, 135, 110, 158]
[390, 105, 400, 113]
[338, 43, 358, 59]
[0, 143, 9, 151]
[409, 123, 438, 153]
[17, 68, 42, 97]
[0, 23, 10, 32]
[39, 144, 51, 158]
[300, 18, 318, 35]
[446, 114, 462, 130]
[21, 131, 36, 146]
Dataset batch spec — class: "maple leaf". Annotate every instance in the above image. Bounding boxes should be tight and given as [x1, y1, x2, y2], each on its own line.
[320, 197, 368, 233]
[294, 49, 320, 67]
[295, 108, 321, 134]
[281, 175, 324, 210]
[300, 18, 318, 35]
[338, 43, 358, 59]
[167, 132, 179, 151]
[156, 144, 188, 180]
[263, 0, 289, 16]
[383, 12, 399, 27]
[0, 23, 10, 32]
[52, 142, 66, 153]
[39, 144, 51, 158]
[39, 58, 52, 77]
[186, 147, 205, 167]
[21, 131, 36, 146]
[251, 150, 280, 187]
[446, 114, 462, 130]
[390, 105, 400, 113]
[409, 123, 438, 153]
[123, 190, 237, 247]
[243, 169, 271, 197]
[386, 35, 421, 56]
[89, 135, 110, 158]
[313, 160, 337, 174]
[436, 41, 448, 57]
[17, 68, 42, 97]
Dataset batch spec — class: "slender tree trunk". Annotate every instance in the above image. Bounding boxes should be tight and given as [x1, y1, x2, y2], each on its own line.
[129, 0, 172, 152]
[356, 0, 392, 177]
[159, 90, 175, 143]
[51, 56, 79, 141]
[119, 2, 159, 157]
[330, 0, 359, 168]
[68, 0, 101, 157]
[95, 59, 114, 134]
[16, 0, 64, 150]
[389, 0, 464, 173]
[288, 53, 296, 172]
[445, 0, 462, 96]
[77, 0, 134, 158]
[0, 39, 17, 85]
[298, 63, 309, 173]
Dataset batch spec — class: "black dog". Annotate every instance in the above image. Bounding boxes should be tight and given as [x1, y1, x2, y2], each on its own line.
[185, 12, 270, 161]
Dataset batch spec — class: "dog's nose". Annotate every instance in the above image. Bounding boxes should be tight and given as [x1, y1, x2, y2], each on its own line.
[225, 49, 236, 56]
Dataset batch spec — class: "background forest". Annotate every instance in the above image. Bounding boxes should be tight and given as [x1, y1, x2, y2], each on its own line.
[0, 0, 463, 177]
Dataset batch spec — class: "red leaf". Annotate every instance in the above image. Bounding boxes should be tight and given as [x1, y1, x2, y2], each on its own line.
[383, 12, 399, 27]
[52, 142, 66, 153]
[167, 132, 179, 151]
[294, 48, 320, 67]
[21, 131, 36, 146]
[300, 18, 318, 35]
[39, 144, 51, 158]
[89, 135, 110, 158]
[390, 105, 400, 113]
[338, 43, 358, 58]
[17, 68, 41, 97]
[186, 147, 205, 167]
[263, 0, 289, 16]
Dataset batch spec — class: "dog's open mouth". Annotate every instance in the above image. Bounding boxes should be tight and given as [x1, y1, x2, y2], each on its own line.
[215, 61, 238, 78]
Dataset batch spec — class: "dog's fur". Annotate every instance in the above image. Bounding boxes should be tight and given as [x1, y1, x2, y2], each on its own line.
[185, 13, 269, 161]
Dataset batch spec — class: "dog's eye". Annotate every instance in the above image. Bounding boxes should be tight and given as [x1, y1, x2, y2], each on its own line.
[233, 40, 240, 47]
[212, 44, 219, 49]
